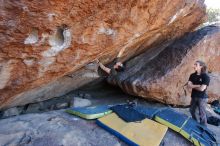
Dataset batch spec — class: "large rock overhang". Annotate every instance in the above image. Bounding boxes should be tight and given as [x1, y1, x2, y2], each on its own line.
[0, 0, 206, 109]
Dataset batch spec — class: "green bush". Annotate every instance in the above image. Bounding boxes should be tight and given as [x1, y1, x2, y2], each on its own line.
[207, 8, 220, 23]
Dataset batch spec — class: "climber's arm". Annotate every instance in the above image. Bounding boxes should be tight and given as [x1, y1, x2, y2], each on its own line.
[97, 60, 111, 74]
[117, 47, 126, 58]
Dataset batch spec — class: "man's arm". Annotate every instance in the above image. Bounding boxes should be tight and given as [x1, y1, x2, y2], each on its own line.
[196, 74, 210, 92]
[187, 81, 207, 91]
[187, 81, 199, 88]
[97, 60, 111, 74]
[194, 84, 207, 92]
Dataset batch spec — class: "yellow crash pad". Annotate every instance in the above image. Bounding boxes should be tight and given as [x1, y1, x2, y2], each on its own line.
[97, 113, 168, 146]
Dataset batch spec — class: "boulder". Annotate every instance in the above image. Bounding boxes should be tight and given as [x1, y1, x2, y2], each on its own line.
[0, 0, 206, 109]
[107, 25, 220, 105]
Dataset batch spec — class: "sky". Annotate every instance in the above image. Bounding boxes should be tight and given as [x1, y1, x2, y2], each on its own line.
[205, 0, 220, 9]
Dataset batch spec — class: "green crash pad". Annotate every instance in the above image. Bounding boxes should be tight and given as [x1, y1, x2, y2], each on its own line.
[66, 105, 112, 119]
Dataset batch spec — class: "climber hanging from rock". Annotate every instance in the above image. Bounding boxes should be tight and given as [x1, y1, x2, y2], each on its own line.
[96, 58, 124, 74]
[96, 58, 124, 85]
[96, 47, 126, 85]
[66, 45, 127, 80]
[66, 45, 127, 79]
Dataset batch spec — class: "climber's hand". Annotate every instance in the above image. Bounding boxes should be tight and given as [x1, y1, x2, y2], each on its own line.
[95, 59, 100, 64]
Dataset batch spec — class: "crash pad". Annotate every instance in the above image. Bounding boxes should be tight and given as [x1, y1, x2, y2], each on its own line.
[96, 113, 168, 146]
[135, 106, 217, 146]
[110, 104, 147, 122]
[66, 105, 112, 119]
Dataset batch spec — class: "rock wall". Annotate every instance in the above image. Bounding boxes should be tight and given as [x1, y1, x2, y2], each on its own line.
[0, 0, 206, 109]
[107, 25, 220, 105]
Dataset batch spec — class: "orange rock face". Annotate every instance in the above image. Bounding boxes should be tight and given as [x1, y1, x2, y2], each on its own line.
[0, 0, 206, 109]
[108, 25, 220, 105]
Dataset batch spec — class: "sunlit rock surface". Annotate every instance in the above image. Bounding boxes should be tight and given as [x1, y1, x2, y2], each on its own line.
[108, 25, 220, 105]
[0, 0, 206, 109]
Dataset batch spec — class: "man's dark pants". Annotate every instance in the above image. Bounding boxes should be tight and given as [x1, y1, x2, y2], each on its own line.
[190, 97, 208, 125]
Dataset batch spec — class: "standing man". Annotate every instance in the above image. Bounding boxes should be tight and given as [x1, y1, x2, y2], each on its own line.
[187, 60, 210, 126]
